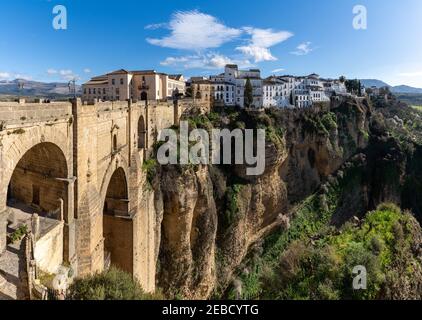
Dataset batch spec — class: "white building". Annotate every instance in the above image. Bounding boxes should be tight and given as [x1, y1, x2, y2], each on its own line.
[263, 77, 291, 108]
[210, 65, 263, 108]
[263, 74, 331, 108]
[211, 82, 235, 106]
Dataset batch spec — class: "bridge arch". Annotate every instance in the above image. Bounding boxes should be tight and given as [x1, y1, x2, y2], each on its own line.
[102, 166, 133, 273]
[137, 115, 146, 149]
[2, 141, 69, 222]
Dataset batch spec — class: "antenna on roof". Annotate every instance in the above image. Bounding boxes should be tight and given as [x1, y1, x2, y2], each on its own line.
[68, 78, 77, 99]
[17, 80, 24, 99]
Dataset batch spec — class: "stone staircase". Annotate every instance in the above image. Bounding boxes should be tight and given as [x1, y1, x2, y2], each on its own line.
[0, 240, 28, 300]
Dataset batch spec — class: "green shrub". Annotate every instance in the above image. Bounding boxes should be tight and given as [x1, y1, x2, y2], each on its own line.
[142, 159, 158, 186]
[67, 267, 162, 300]
[224, 184, 243, 226]
[9, 225, 28, 243]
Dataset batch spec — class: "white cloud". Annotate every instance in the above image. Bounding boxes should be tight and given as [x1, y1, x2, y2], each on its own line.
[244, 27, 293, 48]
[271, 68, 285, 73]
[0, 72, 11, 79]
[147, 11, 294, 68]
[291, 42, 313, 56]
[83, 68, 91, 73]
[236, 28, 293, 62]
[146, 10, 242, 50]
[398, 71, 422, 77]
[236, 46, 276, 62]
[160, 53, 251, 70]
[205, 53, 234, 69]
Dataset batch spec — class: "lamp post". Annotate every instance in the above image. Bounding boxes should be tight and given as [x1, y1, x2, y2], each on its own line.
[17, 80, 24, 99]
[68, 79, 77, 100]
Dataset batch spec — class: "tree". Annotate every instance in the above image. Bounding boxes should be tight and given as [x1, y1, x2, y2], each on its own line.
[358, 80, 362, 96]
[345, 79, 360, 94]
[244, 78, 253, 108]
[339, 76, 346, 83]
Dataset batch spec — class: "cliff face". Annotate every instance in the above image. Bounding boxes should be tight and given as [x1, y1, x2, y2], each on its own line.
[152, 97, 372, 299]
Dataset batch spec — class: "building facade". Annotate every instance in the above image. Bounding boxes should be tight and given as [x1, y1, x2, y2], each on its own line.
[82, 69, 186, 102]
[210, 65, 263, 108]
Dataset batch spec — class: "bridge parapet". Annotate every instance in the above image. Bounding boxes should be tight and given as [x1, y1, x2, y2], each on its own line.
[0, 101, 72, 128]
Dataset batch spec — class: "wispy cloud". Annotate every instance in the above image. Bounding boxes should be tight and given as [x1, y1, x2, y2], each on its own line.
[145, 22, 168, 30]
[236, 46, 276, 62]
[0, 72, 31, 81]
[236, 28, 293, 62]
[47, 69, 58, 75]
[47, 69, 79, 81]
[83, 68, 91, 74]
[0, 72, 11, 79]
[147, 10, 242, 50]
[271, 68, 285, 73]
[291, 41, 313, 56]
[14, 74, 32, 81]
[398, 71, 422, 77]
[60, 70, 79, 81]
[146, 10, 294, 69]
[160, 53, 252, 70]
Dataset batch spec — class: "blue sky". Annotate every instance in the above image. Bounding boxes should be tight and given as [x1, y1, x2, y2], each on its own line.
[1, 0, 422, 87]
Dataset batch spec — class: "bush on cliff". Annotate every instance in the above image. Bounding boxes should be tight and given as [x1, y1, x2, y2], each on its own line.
[260, 203, 422, 300]
[67, 267, 161, 300]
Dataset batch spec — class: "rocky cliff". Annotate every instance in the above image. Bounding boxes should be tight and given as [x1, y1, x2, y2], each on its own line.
[148, 96, 375, 299]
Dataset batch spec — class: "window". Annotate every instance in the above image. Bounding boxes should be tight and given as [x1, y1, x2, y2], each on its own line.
[113, 134, 117, 151]
[32, 185, 40, 206]
[112, 79, 115, 85]
[88, 88, 91, 94]
[116, 88, 120, 95]
[93, 88, 96, 94]
[103, 88, 106, 94]
[120, 78, 124, 85]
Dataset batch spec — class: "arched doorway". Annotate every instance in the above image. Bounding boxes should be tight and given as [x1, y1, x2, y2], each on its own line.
[103, 167, 132, 273]
[137, 116, 146, 149]
[140, 91, 147, 101]
[7, 142, 68, 220]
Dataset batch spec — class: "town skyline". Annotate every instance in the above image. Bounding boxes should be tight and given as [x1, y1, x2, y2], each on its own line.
[1, 0, 422, 87]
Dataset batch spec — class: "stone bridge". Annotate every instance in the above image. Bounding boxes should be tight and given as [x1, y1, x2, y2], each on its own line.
[0, 98, 197, 292]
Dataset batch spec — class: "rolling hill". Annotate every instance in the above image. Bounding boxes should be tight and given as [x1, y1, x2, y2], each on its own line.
[0, 79, 82, 98]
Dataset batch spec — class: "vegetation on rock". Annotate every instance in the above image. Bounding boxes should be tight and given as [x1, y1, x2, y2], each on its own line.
[67, 267, 162, 300]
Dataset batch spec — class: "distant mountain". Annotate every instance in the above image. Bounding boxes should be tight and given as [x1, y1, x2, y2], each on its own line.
[0, 79, 82, 97]
[360, 79, 390, 89]
[391, 85, 422, 94]
[360, 79, 422, 94]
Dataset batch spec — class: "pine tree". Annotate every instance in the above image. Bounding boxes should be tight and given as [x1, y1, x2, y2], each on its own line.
[244, 78, 253, 108]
